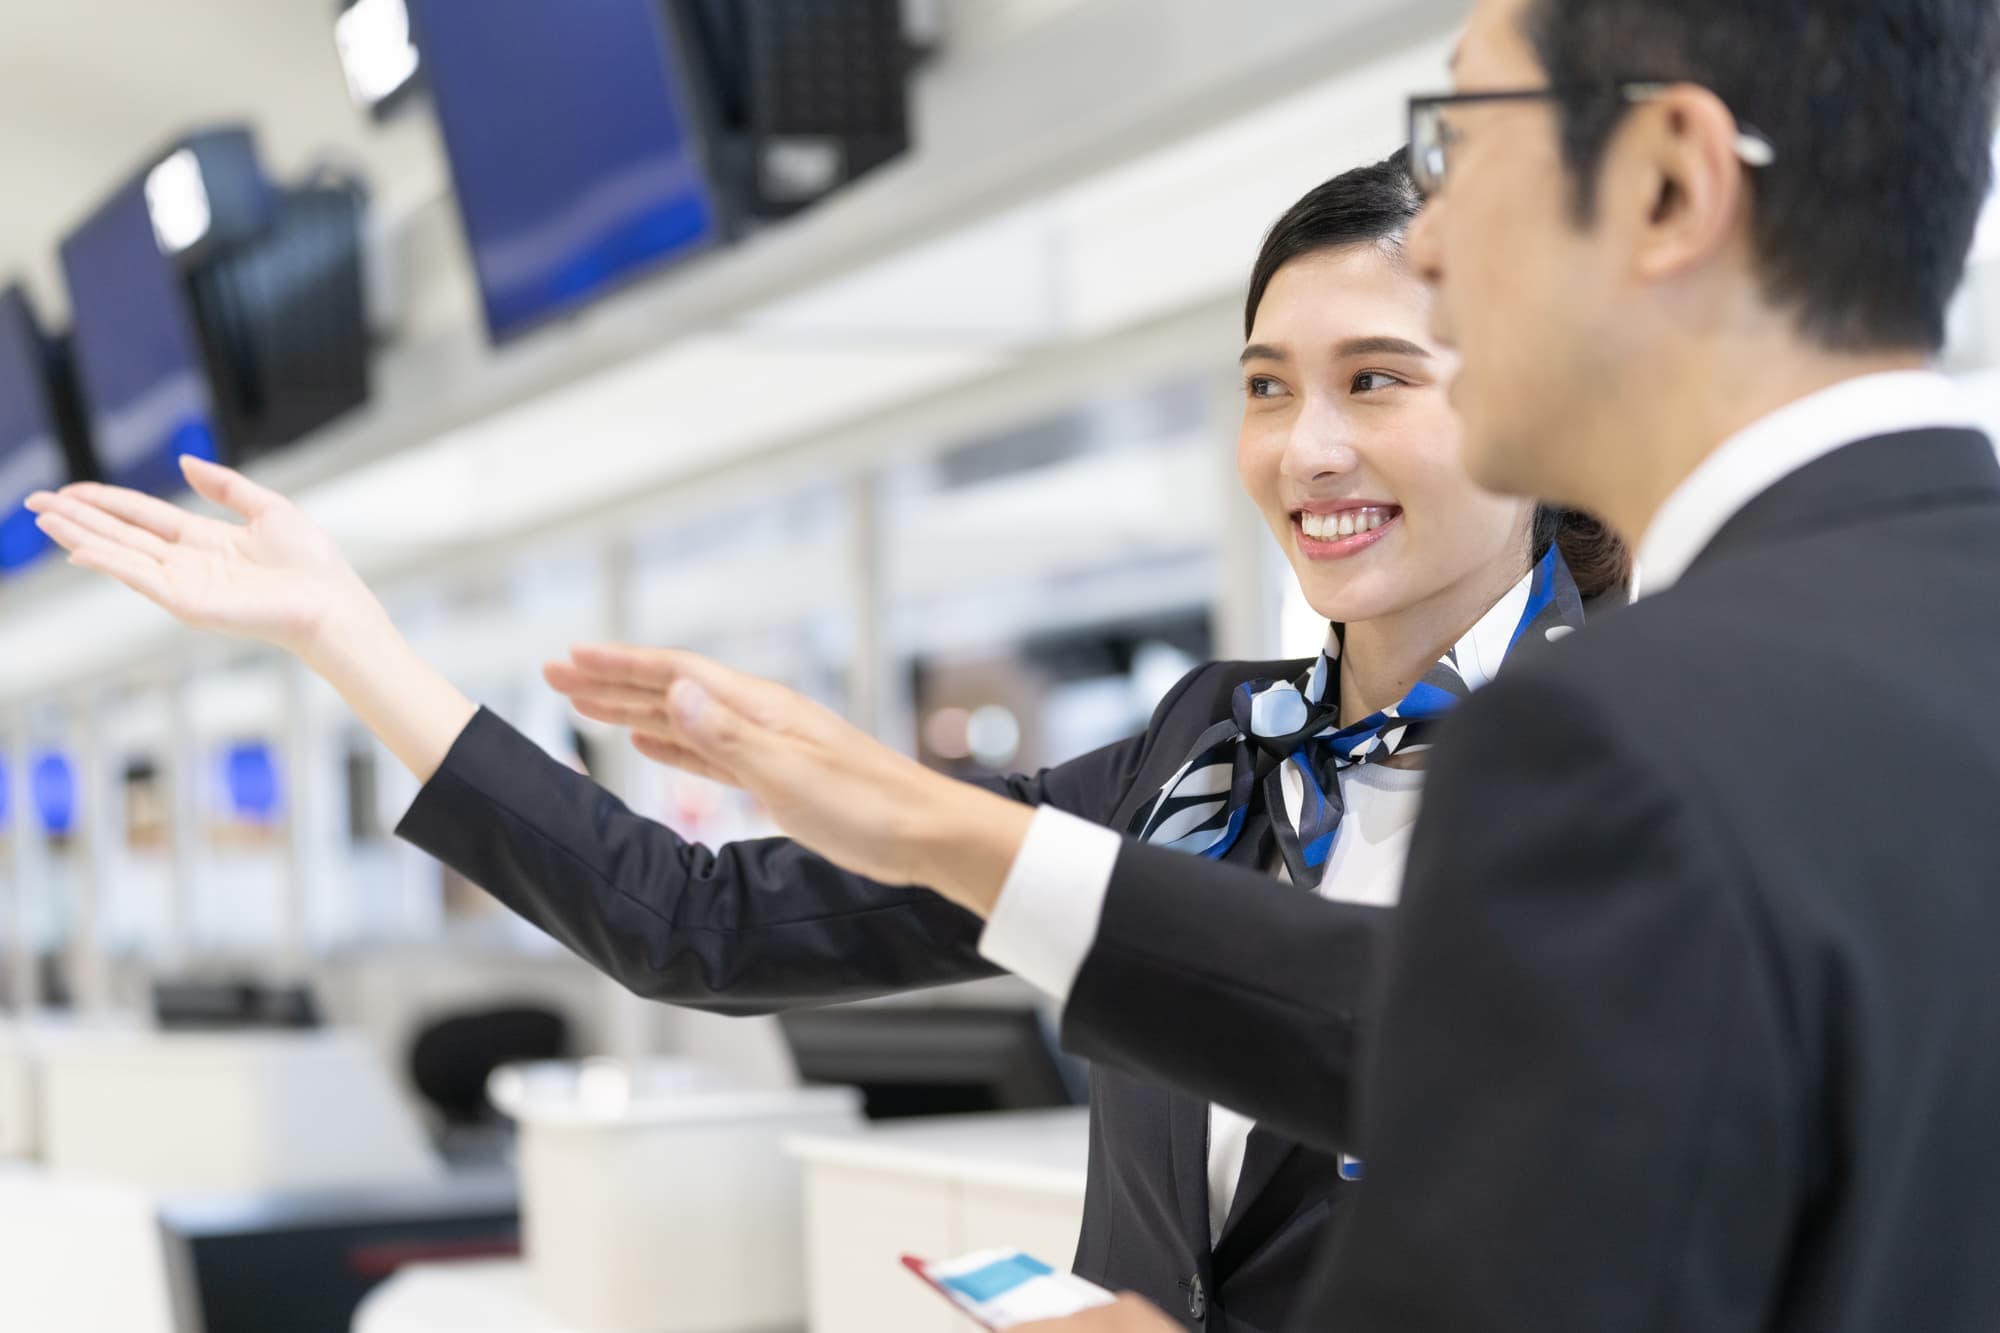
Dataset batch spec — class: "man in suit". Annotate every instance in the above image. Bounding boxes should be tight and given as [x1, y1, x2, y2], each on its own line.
[634, 0, 2000, 1329]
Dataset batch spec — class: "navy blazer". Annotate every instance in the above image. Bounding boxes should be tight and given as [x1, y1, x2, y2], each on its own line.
[398, 653, 1388, 1332]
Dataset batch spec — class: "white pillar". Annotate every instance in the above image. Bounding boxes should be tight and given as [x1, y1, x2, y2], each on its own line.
[276, 660, 318, 978]
[161, 671, 200, 974]
[5, 713, 43, 1015]
[845, 473, 910, 746]
[595, 538, 656, 1064]
[70, 695, 114, 1014]
[1207, 372, 1285, 659]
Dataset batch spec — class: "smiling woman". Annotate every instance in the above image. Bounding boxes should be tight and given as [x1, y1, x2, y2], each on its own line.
[26, 150, 1622, 1333]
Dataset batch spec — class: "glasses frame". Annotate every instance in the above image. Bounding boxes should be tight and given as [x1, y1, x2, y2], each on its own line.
[1406, 83, 1777, 199]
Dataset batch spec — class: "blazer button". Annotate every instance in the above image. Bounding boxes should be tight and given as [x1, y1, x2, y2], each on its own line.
[1185, 1274, 1207, 1321]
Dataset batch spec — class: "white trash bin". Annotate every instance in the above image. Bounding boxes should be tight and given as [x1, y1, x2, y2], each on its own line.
[488, 1058, 863, 1333]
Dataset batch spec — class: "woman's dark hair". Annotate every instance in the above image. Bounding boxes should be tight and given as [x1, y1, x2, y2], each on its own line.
[1245, 149, 1630, 600]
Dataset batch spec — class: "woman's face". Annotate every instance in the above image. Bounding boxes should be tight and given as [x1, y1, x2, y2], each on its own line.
[1237, 243, 1534, 628]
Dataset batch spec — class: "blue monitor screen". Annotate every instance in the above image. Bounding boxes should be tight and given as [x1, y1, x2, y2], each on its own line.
[0, 289, 73, 573]
[60, 178, 221, 497]
[408, 0, 721, 342]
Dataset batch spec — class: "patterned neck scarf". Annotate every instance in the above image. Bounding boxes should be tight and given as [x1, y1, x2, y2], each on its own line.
[1130, 546, 1587, 888]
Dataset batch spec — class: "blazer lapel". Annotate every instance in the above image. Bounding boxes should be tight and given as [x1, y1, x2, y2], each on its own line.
[1691, 427, 2000, 579]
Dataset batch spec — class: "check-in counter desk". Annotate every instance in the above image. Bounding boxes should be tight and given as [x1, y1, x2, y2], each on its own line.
[0, 1026, 466, 1333]
[785, 1108, 1090, 1333]
[357, 1061, 862, 1333]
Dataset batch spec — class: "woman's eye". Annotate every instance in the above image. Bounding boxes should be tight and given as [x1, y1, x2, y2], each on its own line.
[1246, 375, 1287, 400]
[1352, 371, 1404, 393]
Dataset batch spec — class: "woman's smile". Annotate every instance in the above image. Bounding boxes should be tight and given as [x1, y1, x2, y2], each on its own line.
[1293, 503, 1402, 560]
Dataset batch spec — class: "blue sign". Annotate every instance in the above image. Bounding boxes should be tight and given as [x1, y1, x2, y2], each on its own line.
[223, 741, 282, 822]
[31, 751, 76, 836]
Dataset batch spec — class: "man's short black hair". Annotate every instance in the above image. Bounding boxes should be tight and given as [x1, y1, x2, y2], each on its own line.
[1524, 0, 2000, 352]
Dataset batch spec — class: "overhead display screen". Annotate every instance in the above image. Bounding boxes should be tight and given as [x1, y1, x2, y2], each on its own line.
[61, 178, 222, 496]
[409, 0, 722, 341]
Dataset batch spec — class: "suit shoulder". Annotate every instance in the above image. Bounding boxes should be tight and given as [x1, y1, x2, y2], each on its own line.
[1464, 578, 1798, 762]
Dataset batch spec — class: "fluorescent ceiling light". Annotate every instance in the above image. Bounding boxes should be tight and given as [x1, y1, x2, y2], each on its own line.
[335, 0, 422, 109]
[145, 149, 212, 254]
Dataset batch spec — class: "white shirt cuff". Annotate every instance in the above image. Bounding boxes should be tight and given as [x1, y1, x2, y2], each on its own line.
[977, 806, 1124, 1007]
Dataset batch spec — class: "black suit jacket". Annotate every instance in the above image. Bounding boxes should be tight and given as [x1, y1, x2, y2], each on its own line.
[397, 653, 1389, 1332]
[1062, 427, 2000, 1332]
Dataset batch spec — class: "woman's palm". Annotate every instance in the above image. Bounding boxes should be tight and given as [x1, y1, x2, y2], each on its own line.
[165, 505, 351, 645]
[29, 456, 363, 656]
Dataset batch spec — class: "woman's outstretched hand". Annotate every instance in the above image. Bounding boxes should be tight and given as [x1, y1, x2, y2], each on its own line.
[26, 454, 374, 664]
[545, 643, 1034, 915]
[27, 454, 476, 782]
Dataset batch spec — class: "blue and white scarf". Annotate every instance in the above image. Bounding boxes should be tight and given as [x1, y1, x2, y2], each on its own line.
[1130, 546, 1587, 888]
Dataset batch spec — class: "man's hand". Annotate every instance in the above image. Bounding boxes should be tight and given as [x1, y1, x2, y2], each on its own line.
[545, 643, 1033, 915]
[1016, 1294, 1181, 1332]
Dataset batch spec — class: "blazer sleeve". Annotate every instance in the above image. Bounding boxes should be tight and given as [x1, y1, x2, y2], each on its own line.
[1310, 671, 1800, 1332]
[394, 667, 1207, 1015]
[1058, 835, 1390, 1150]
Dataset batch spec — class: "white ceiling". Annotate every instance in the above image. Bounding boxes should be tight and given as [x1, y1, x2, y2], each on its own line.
[0, 3, 400, 315]
[0, 0, 448, 318]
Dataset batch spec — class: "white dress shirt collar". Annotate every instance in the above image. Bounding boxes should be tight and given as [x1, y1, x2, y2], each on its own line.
[1634, 370, 1979, 599]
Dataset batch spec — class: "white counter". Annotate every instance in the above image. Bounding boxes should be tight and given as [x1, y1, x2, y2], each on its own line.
[353, 1259, 557, 1333]
[785, 1108, 1090, 1333]
[38, 1028, 439, 1191]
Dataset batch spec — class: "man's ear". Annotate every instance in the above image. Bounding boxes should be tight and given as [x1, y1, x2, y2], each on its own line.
[1612, 85, 1755, 284]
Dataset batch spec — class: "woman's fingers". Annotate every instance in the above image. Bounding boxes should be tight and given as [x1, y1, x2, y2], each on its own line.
[31, 493, 173, 563]
[181, 455, 283, 521]
[49, 482, 198, 545]
[63, 534, 174, 607]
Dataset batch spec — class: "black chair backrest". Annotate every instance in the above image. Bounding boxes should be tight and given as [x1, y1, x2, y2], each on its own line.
[408, 1005, 570, 1125]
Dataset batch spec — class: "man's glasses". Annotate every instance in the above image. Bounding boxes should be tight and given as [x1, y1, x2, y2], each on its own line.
[1407, 83, 1777, 199]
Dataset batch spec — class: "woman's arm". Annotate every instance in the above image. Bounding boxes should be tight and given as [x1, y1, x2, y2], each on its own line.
[543, 646, 1389, 1147]
[25, 460, 1169, 1011]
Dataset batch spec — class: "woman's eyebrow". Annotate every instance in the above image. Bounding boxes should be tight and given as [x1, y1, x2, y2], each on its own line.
[1240, 343, 1288, 365]
[1334, 336, 1432, 360]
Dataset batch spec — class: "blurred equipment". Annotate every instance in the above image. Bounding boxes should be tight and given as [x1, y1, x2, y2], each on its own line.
[151, 978, 321, 1031]
[162, 1174, 519, 1333]
[486, 1057, 863, 1333]
[59, 128, 370, 497]
[0, 284, 93, 575]
[777, 1005, 1082, 1119]
[676, 0, 914, 218]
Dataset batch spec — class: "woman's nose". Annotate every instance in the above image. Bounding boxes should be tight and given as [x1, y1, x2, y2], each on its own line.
[1283, 400, 1360, 481]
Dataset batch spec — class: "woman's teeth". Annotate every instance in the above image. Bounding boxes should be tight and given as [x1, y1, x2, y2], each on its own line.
[1299, 507, 1396, 540]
